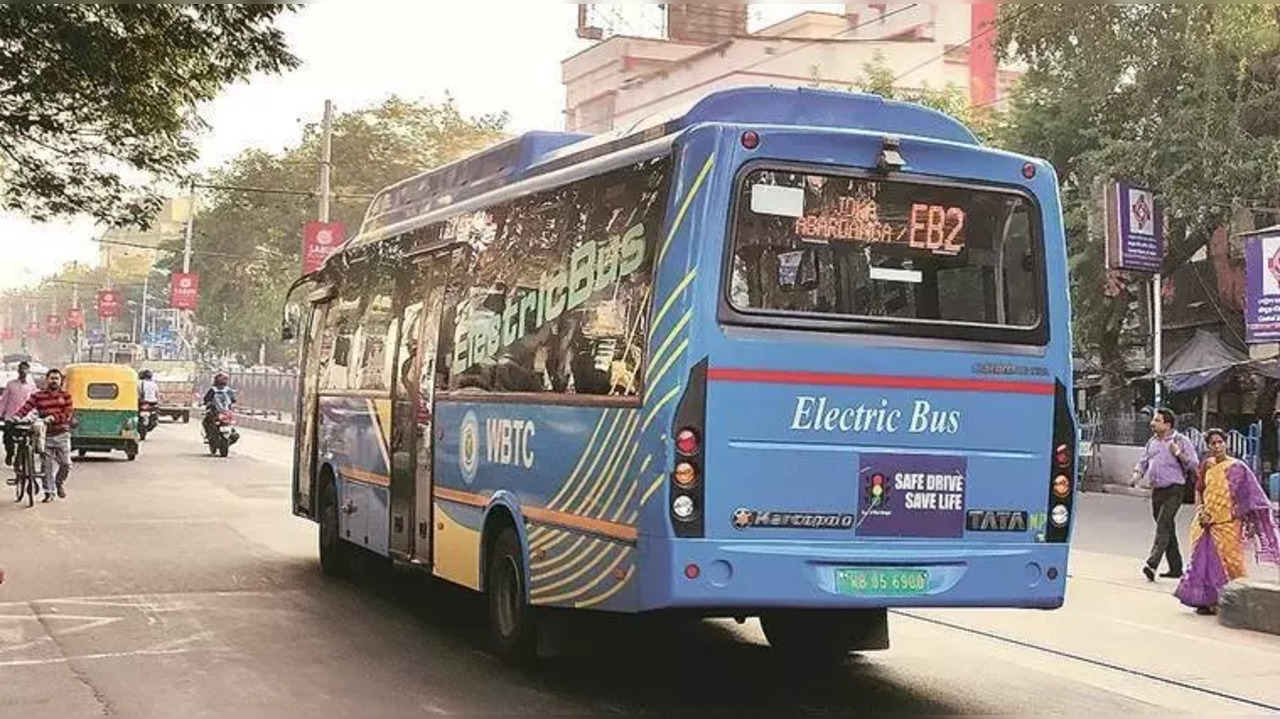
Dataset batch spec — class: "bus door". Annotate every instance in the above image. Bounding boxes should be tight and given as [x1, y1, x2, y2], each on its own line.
[387, 253, 451, 563]
[295, 300, 330, 517]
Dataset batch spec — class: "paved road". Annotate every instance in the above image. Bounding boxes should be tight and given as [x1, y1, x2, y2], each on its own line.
[1, 426, 1277, 715]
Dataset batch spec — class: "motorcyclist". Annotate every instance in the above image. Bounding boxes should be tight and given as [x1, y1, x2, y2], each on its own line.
[202, 372, 236, 438]
[138, 369, 160, 405]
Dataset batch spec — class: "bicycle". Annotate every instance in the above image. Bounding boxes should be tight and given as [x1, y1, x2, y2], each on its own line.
[9, 420, 43, 507]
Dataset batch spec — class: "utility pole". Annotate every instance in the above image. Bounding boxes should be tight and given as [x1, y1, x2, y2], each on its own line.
[1153, 273, 1163, 408]
[318, 99, 334, 222]
[71, 274, 80, 363]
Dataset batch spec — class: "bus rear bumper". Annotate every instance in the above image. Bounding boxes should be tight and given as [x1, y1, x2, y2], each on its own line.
[643, 539, 1070, 612]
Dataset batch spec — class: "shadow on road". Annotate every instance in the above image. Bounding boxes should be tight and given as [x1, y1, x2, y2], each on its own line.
[327, 552, 967, 715]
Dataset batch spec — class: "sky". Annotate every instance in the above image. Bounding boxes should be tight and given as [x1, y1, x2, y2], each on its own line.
[0, 2, 828, 290]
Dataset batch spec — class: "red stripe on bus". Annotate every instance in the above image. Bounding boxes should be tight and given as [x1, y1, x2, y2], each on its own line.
[706, 368, 1055, 395]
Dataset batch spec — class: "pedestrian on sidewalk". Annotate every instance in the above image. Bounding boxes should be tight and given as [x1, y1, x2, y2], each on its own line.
[1174, 428, 1280, 615]
[1131, 408, 1199, 581]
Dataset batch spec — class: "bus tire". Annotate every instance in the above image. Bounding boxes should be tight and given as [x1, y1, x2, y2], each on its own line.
[486, 527, 536, 664]
[318, 472, 349, 578]
[760, 608, 889, 662]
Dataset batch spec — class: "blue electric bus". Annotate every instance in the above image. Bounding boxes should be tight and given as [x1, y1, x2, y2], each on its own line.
[285, 86, 1077, 662]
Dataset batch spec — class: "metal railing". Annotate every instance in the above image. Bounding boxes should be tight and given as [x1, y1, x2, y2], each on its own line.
[221, 370, 298, 419]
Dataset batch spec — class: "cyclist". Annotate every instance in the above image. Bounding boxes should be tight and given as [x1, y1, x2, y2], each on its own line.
[1, 361, 36, 469]
[14, 369, 73, 502]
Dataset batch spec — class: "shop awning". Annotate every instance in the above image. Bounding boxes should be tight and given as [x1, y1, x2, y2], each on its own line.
[1148, 329, 1249, 394]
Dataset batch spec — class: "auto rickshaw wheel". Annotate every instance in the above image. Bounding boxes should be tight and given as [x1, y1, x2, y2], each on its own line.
[126, 442, 138, 461]
[77, 449, 86, 459]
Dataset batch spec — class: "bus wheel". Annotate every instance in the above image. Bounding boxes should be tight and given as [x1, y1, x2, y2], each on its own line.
[318, 475, 348, 578]
[486, 527, 536, 664]
[760, 608, 889, 662]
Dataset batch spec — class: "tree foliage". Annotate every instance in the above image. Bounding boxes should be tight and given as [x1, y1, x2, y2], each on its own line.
[996, 4, 1280, 396]
[158, 96, 508, 363]
[0, 4, 300, 227]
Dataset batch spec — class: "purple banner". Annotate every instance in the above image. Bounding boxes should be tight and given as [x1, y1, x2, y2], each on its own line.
[1106, 182, 1164, 274]
[856, 453, 967, 539]
[1245, 233, 1280, 344]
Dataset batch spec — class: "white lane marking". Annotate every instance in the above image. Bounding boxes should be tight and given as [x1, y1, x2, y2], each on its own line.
[0, 646, 210, 668]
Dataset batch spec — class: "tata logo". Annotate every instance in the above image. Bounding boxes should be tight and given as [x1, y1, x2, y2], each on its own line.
[966, 510, 1028, 532]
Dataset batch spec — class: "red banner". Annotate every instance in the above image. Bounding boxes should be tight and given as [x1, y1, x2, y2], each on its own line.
[170, 272, 199, 310]
[66, 307, 84, 329]
[302, 221, 344, 275]
[45, 314, 61, 337]
[1, 328, 13, 341]
[25, 322, 39, 339]
[97, 289, 121, 319]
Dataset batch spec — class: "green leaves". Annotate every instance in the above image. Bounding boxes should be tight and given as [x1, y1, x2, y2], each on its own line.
[0, 4, 299, 227]
[162, 97, 508, 362]
[997, 4, 1280, 367]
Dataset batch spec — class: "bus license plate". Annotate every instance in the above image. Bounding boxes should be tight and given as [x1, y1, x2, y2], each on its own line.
[834, 567, 929, 596]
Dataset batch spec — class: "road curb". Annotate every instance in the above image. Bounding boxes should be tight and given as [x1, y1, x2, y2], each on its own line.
[1219, 580, 1280, 636]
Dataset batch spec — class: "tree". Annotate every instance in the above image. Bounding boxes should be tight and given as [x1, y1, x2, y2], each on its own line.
[158, 96, 508, 363]
[996, 5, 1280, 406]
[853, 54, 1000, 141]
[0, 4, 300, 228]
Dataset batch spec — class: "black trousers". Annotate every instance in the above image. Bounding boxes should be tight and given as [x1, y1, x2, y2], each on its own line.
[2, 421, 14, 463]
[1146, 484, 1184, 574]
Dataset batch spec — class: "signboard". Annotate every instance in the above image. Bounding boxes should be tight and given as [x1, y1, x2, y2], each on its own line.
[25, 322, 39, 339]
[1, 328, 13, 341]
[66, 307, 84, 329]
[302, 221, 344, 275]
[97, 289, 121, 319]
[855, 453, 968, 539]
[170, 272, 199, 310]
[1245, 231, 1280, 344]
[1104, 181, 1164, 274]
[45, 314, 61, 337]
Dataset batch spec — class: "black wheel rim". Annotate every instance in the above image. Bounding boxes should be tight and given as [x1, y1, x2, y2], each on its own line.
[494, 555, 522, 639]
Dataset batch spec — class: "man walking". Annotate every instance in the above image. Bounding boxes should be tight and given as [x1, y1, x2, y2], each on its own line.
[0, 361, 36, 467]
[1131, 408, 1198, 581]
[14, 369, 74, 502]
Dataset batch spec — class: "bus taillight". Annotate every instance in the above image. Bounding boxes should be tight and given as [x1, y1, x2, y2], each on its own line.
[670, 359, 708, 538]
[675, 429, 699, 456]
[1043, 381, 1076, 543]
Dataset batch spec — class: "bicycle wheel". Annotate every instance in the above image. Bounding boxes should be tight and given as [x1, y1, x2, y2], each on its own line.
[13, 445, 24, 504]
[20, 447, 33, 508]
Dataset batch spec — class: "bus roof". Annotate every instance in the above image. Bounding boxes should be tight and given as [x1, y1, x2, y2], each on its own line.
[347, 86, 981, 254]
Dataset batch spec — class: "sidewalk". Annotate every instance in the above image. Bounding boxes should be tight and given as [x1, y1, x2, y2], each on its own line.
[908, 548, 1280, 710]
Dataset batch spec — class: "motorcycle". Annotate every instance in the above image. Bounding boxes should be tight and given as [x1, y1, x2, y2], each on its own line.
[137, 401, 160, 441]
[202, 409, 239, 458]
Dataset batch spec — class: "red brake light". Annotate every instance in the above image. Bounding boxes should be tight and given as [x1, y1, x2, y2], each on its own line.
[675, 428, 699, 456]
[1055, 444, 1070, 467]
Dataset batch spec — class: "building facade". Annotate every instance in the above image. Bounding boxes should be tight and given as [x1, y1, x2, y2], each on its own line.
[564, 3, 1013, 134]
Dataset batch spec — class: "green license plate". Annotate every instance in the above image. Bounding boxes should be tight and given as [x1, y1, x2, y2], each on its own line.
[834, 567, 930, 596]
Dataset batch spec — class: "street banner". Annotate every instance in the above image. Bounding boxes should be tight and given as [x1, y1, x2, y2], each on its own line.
[66, 307, 84, 329]
[1, 328, 13, 341]
[45, 314, 61, 337]
[302, 221, 344, 275]
[170, 272, 199, 310]
[97, 289, 122, 319]
[25, 322, 39, 339]
[1244, 230, 1280, 343]
[1104, 181, 1164, 274]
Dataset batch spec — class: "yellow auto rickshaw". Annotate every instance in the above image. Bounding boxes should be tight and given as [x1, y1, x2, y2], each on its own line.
[64, 363, 140, 461]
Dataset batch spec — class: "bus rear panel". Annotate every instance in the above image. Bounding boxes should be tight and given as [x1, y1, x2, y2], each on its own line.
[639, 118, 1075, 614]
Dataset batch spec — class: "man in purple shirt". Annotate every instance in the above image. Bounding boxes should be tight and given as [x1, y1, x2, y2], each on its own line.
[0, 361, 36, 467]
[1131, 408, 1199, 581]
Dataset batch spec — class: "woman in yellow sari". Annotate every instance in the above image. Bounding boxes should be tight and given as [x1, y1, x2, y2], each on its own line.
[1175, 429, 1280, 615]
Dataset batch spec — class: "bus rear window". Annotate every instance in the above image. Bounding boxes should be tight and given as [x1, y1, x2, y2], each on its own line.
[728, 169, 1044, 338]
